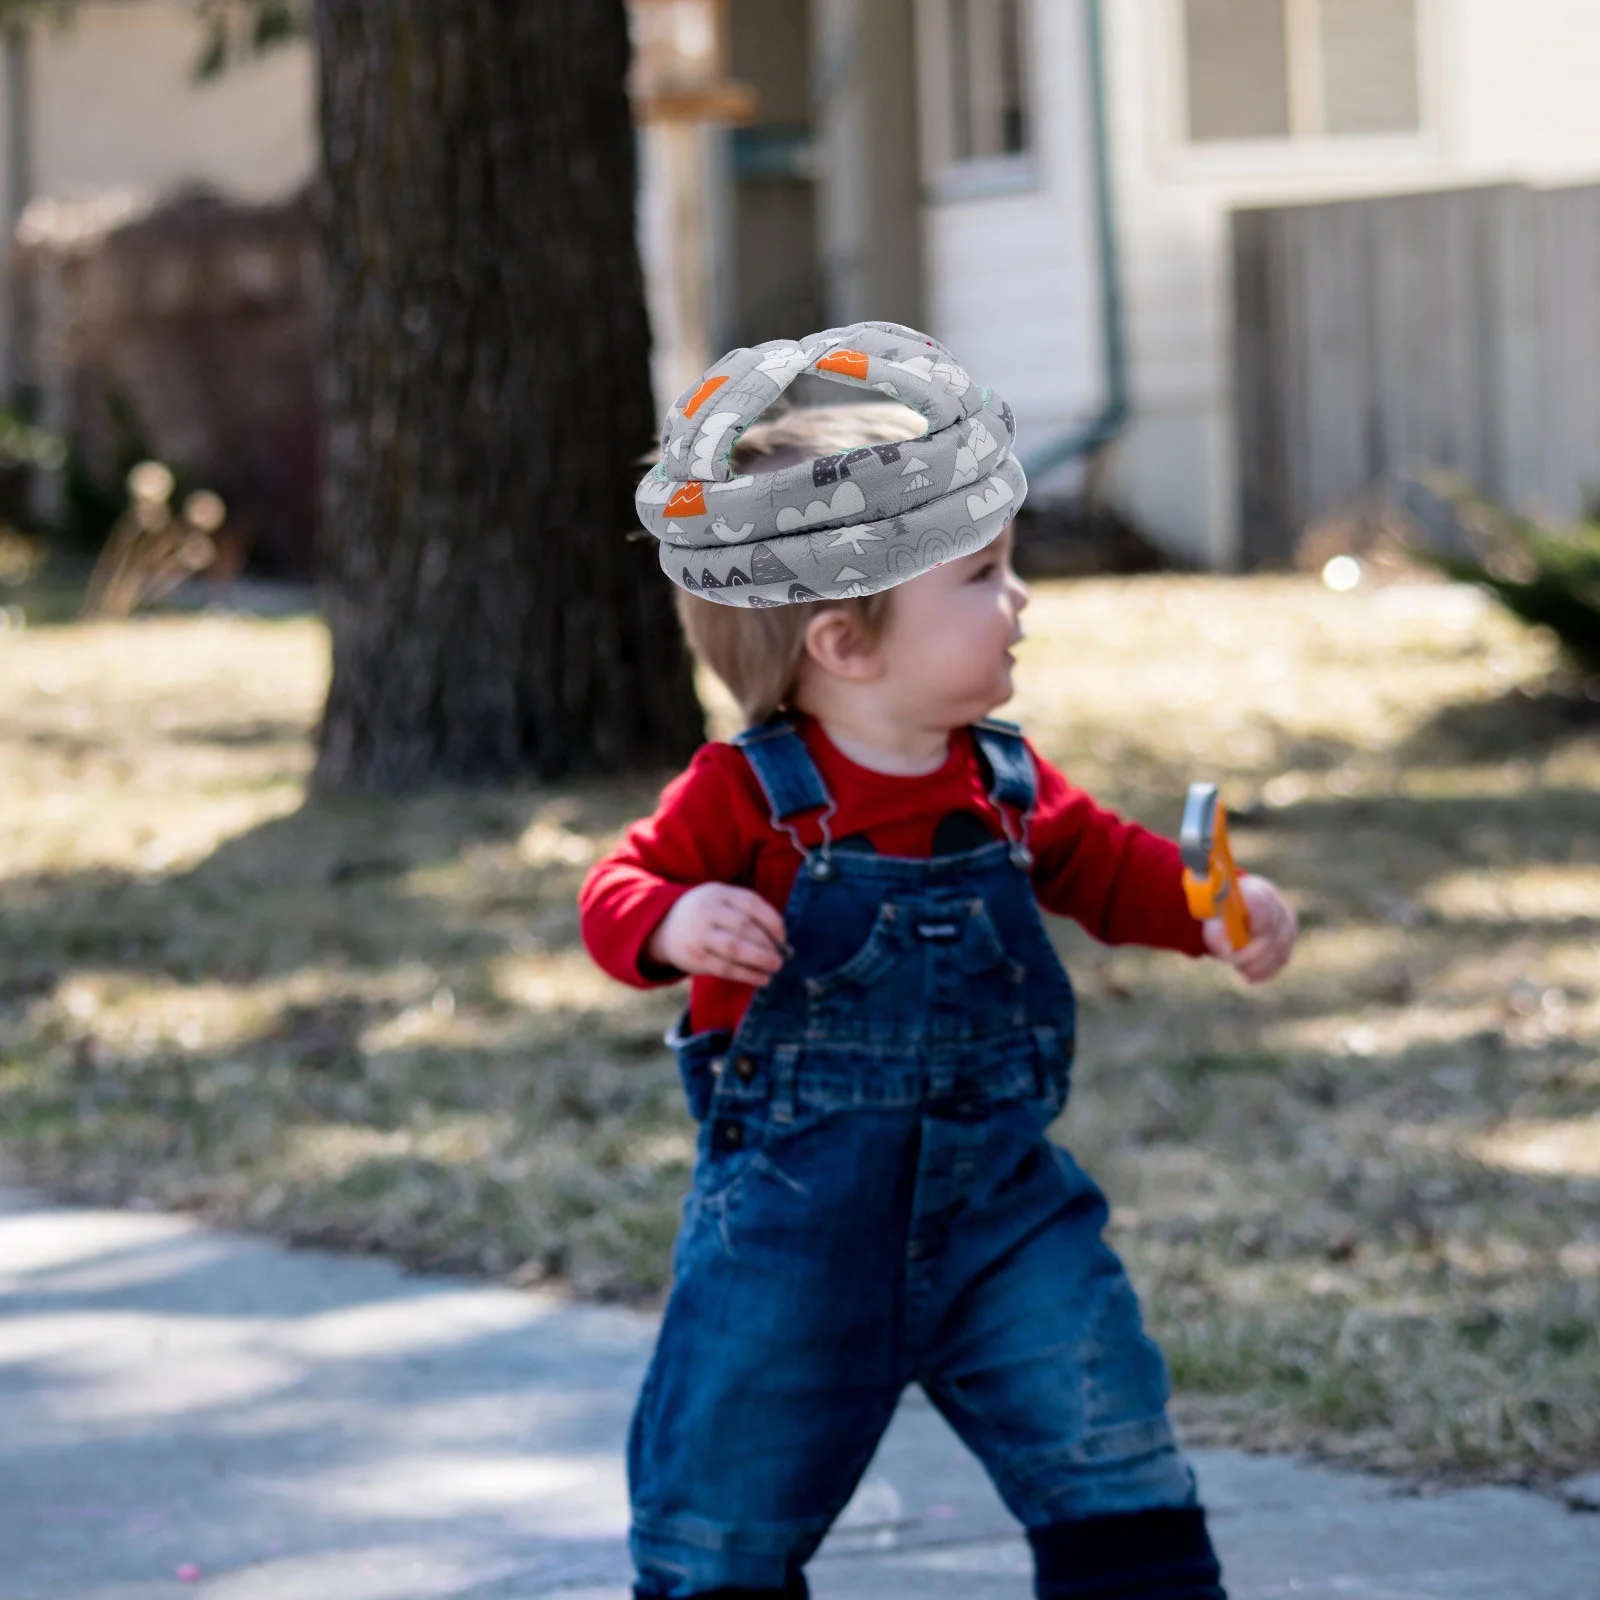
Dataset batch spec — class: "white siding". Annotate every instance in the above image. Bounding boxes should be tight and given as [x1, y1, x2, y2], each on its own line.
[1451, 0, 1600, 180]
[29, 1, 314, 203]
[1103, 0, 1600, 565]
[920, 0, 1600, 565]
[0, 2, 313, 395]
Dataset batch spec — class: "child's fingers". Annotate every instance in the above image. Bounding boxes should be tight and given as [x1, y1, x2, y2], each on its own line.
[710, 958, 777, 986]
[721, 888, 789, 952]
[710, 898, 789, 965]
[1235, 930, 1292, 983]
[716, 921, 784, 966]
[722, 909, 786, 963]
[697, 941, 777, 986]
[732, 917, 789, 965]
[705, 920, 782, 977]
[1204, 915, 1264, 963]
[1234, 945, 1277, 983]
[1240, 879, 1298, 945]
[1204, 916, 1288, 982]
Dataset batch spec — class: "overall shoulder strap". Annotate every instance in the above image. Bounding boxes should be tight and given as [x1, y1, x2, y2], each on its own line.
[971, 715, 1037, 818]
[732, 714, 834, 825]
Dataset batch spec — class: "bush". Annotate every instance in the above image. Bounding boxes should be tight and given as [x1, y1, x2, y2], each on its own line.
[1393, 472, 1600, 673]
[0, 407, 66, 535]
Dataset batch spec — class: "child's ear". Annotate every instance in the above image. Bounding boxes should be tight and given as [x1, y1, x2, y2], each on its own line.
[803, 607, 883, 682]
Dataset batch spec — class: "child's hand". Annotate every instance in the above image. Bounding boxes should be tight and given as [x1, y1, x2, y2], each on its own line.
[1204, 875, 1297, 983]
[647, 883, 791, 987]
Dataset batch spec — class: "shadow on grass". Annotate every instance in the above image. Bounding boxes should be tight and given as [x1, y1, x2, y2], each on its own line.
[0, 772, 668, 986]
[3, 605, 1599, 1474]
[2, 977, 690, 1298]
[1081, 1020, 1600, 1478]
[1400, 684, 1600, 764]
[0, 769, 696, 1298]
[170, 718, 317, 749]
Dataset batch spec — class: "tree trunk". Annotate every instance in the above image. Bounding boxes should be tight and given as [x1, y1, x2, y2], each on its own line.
[312, 0, 703, 789]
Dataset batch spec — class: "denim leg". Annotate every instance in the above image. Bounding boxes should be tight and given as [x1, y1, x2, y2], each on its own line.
[629, 1105, 916, 1596]
[918, 1141, 1198, 1528]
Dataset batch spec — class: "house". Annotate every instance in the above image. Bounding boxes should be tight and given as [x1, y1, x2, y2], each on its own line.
[10, 3, 1600, 571]
[0, 0, 314, 381]
[0, 2, 316, 567]
[720, 0, 1600, 566]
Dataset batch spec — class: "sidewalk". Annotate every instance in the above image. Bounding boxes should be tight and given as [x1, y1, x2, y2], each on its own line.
[1, 1187, 1595, 1600]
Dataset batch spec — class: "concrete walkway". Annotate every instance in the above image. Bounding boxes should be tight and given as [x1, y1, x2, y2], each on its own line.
[1, 1188, 1595, 1600]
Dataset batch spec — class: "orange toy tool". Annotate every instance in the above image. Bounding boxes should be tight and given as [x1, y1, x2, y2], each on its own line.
[1180, 783, 1252, 951]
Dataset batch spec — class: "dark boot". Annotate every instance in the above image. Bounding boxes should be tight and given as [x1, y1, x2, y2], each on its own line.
[634, 1581, 808, 1600]
[1030, 1505, 1226, 1599]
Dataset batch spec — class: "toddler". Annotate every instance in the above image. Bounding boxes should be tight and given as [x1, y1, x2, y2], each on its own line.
[580, 322, 1297, 1599]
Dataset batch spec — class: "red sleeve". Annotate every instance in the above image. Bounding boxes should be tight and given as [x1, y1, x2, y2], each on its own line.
[1025, 742, 1207, 957]
[578, 742, 761, 988]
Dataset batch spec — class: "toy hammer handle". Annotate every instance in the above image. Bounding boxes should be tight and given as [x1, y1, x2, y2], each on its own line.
[1180, 783, 1252, 952]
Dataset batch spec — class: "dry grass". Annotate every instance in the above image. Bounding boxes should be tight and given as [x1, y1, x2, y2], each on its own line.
[2, 575, 1597, 1484]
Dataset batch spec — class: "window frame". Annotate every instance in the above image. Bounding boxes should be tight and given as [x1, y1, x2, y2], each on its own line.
[1164, 0, 1442, 166]
[914, 0, 1041, 203]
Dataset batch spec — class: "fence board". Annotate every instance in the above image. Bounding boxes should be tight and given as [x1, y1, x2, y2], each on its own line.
[1537, 185, 1600, 519]
[1299, 197, 1374, 519]
[1231, 181, 1600, 565]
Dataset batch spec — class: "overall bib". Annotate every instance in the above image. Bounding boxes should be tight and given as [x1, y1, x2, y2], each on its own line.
[628, 716, 1223, 1600]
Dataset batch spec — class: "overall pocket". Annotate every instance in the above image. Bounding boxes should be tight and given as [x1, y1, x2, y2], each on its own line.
[952, 898, 1028, 988]
[696, 1104, 766, 1201]
[803, 900, 905, 1000]
[928, 898, 1028, 1021]
[687, 1088, 819, 1262]
[667, 1009, 735, 1125]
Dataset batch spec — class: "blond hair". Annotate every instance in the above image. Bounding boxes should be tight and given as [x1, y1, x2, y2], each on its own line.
[674, 401, 927, 725]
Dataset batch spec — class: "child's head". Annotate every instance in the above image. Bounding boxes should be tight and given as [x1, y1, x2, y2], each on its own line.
[638, 321, 1029, 729]
[675, 401, 1028, 727]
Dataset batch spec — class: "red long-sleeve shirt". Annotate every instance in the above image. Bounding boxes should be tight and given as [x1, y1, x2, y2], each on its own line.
[579, 713, 1207, 1034]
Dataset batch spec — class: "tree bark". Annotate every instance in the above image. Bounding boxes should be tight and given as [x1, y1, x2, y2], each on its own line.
[312, 0, 703, 789]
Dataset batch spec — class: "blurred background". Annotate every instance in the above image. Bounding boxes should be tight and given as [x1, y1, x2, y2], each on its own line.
[1, 0, 1597, 1488]
[5, 1, 1600, 580]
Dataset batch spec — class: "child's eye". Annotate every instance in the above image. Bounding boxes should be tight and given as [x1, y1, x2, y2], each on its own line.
[969, 561, 997, 582]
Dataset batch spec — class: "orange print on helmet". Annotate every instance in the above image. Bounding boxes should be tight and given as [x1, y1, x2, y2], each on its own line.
[817, 349, 870, 380]
[665, 482, 708, 518]
[682, 375, 730, 419]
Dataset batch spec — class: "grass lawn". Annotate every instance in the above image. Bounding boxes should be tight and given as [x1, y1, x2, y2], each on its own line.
[2, 573, 1597, 1483]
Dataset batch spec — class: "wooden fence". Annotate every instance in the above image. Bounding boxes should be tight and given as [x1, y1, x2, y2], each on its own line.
[1232, 181, 1600, 567]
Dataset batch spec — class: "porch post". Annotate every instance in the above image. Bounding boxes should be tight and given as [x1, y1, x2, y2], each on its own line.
[812, 0, 924, 329]
[3, 23, 32, 404]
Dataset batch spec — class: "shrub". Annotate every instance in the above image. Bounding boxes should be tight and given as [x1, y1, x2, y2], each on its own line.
[1393, 472, 1600, 673]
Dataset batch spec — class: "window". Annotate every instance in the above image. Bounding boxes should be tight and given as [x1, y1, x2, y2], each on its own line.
[917, 0, 1033, 187]
[1319, 0, 1420, 135]
[1184, 0, 1420, 143]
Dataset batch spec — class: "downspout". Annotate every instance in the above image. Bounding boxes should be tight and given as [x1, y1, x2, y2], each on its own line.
[3, 21, 32, 405]
[1018, 0, 1128, 483]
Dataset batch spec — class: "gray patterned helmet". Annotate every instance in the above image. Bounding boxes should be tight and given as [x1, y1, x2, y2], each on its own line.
[636, 320, 1027, 607]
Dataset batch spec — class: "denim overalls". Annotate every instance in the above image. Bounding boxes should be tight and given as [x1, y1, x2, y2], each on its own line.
[628, 715, 1212, 1599]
